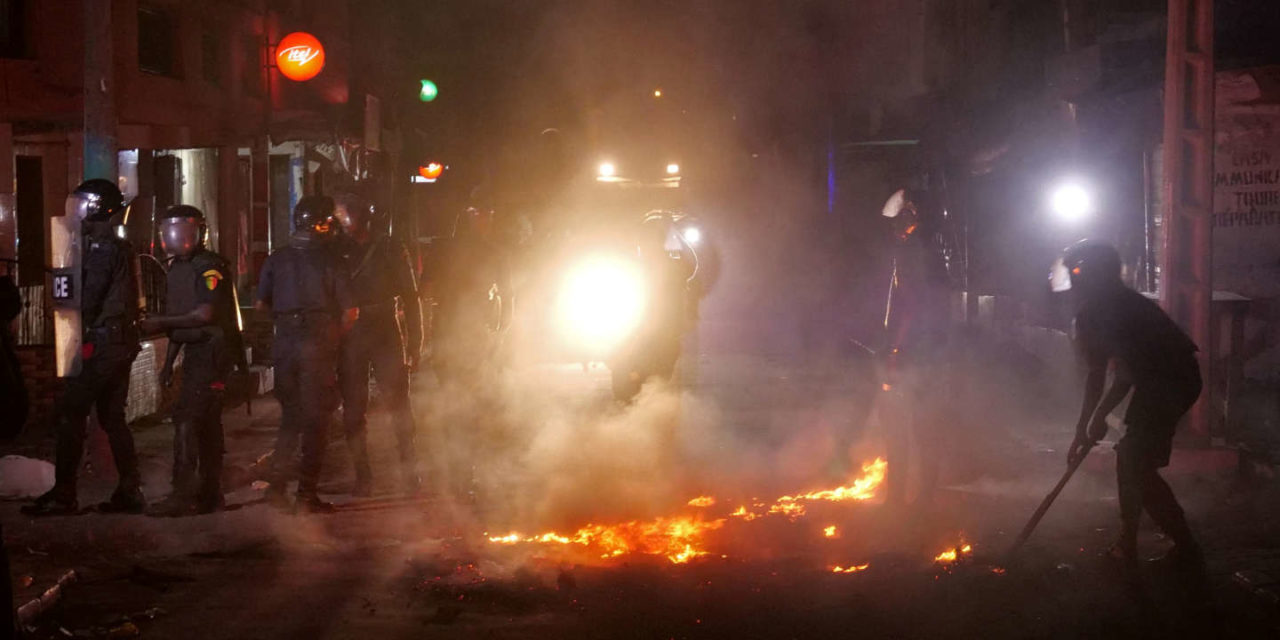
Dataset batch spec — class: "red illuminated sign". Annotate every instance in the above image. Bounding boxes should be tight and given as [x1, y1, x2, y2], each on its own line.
[276, 32, 325, 82]
[418, 163, 444, 180]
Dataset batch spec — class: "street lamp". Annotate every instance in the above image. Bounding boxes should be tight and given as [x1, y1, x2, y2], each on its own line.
[1049, 182, 1092, 222]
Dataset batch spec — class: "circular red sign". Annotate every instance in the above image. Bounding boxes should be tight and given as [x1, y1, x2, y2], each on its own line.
[419, 163, 443, 180]
[276, 32, 325, 82]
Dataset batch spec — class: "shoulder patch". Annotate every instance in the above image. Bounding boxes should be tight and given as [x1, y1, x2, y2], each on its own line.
[202, 269, 223, 291]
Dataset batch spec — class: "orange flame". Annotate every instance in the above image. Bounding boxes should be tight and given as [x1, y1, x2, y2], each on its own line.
[489, 457, 888, 564]
[934, 543, 973, 564]
[489, 516, 726, 564]
[739, 457, 888, 521]
[831, 564, 869, 573]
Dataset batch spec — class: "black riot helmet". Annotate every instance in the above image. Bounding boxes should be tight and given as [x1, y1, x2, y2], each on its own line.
[66, 179, 126, 223]
[291, 195, 335, 247]
[1058, 239, 1122, 296]
[158, 205, 206, 258]
[332, 192, 374, 242]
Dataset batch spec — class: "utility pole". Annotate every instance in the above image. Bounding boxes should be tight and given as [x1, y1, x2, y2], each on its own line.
[1159, 0, 1214, 442]
[83, 0, 116, 180]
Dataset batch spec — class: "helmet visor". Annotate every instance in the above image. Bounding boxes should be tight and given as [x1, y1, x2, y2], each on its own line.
[65, 192, 99, 221]
[159, 218, 202, 257]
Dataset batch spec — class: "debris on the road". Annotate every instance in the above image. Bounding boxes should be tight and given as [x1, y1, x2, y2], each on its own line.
[1234, 570, 1280, 607]
[0, 454, 55, 498]
[16, 569, 78, 627]
[106, 621, 140, 638]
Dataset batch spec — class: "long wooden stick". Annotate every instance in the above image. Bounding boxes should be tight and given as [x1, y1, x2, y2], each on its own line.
[1007, 444, 1094, 556]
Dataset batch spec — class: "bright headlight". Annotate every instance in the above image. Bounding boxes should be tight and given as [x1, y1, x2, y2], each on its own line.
[681, 226, 701, 246]
[556, 255, 647, 351]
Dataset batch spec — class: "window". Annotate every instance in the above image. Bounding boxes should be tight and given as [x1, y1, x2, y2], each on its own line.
[0, 0, 30, 59]
[201, 27, 222, 86]
[138, 6, 179, 77]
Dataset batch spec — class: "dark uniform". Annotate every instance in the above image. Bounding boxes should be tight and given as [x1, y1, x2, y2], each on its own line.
[257, 239, 350, 502]
[164, 249, 238, 508]
[334, 233, 421, 492]
[57, 228, 143, 506]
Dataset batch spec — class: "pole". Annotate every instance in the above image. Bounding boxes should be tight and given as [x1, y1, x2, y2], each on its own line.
[1158, 0, 1215, 442]
[83, 0, 116, 180]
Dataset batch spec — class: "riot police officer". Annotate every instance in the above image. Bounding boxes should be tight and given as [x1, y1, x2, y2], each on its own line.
[877, 187, 954, 507]
[24, 179, 144, 516]
[255, 196, 354, 513]
[140, 205, 242, 516]
[332, 193, 423, 496]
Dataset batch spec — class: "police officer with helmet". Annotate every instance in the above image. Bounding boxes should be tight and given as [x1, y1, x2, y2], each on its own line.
[255, 195, 355, 513]
[24, 179, 144, 516]
[332, 192, 423, 496]
[139, 205, 243, 516]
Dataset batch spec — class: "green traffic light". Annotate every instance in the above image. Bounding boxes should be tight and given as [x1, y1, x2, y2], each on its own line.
[419, 79, 438, 102]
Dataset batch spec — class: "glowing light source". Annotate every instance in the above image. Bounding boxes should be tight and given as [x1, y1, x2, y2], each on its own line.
[653, 89, 663, 98]
[419, 79, 439, 102]
[682, 226, 702, 246]
[412, 162, 444, 183]
[597, 162, 616, 178]
[275, 32, 325, 82]
[1050, 182, 1092, 222]
[556, 255, 646, 352]
[666, 163, 680, 175]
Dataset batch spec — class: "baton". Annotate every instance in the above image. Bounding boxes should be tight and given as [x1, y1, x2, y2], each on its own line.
[1007, 442, 1095, 556]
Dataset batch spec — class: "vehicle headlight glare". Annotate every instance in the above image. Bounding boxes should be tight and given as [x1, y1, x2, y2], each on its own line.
[557, 256, 646, 350]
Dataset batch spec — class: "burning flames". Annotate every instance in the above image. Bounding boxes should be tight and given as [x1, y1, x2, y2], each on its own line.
[831, 564, 869, 574]
[488, 457, 888, 564]
[733, 458, 888, 521]
[823, 525, 837, 538]
[934, 544, 973, 564]
[489, 516, 726, 564]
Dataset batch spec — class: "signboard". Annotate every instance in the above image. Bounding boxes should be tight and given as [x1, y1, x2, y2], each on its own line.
[276, 32, 325, 82]
[51, 270, 74, 303]
[1214, 69, 1280, 300]
[1213, 67, 1280, 382]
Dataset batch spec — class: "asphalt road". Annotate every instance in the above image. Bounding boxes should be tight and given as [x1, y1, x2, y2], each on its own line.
[3, 351, 1279, 639]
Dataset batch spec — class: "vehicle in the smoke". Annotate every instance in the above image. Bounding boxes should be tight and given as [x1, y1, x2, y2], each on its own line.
[517, 207, 704, 401]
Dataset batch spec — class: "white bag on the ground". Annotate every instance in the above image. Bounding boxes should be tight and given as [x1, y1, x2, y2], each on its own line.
[0, 455, 56, 498]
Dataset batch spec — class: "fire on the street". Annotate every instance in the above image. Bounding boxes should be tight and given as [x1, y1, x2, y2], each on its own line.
[488, 458, 887, 564]
[933, 543, 973, 564]
[830, 564, 870, 574]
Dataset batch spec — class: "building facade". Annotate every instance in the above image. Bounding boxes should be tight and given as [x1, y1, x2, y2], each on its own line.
[0, 0, 407, 426]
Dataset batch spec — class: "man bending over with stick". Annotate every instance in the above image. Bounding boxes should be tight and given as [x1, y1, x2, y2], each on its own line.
[1062, 240, 1203, 568]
